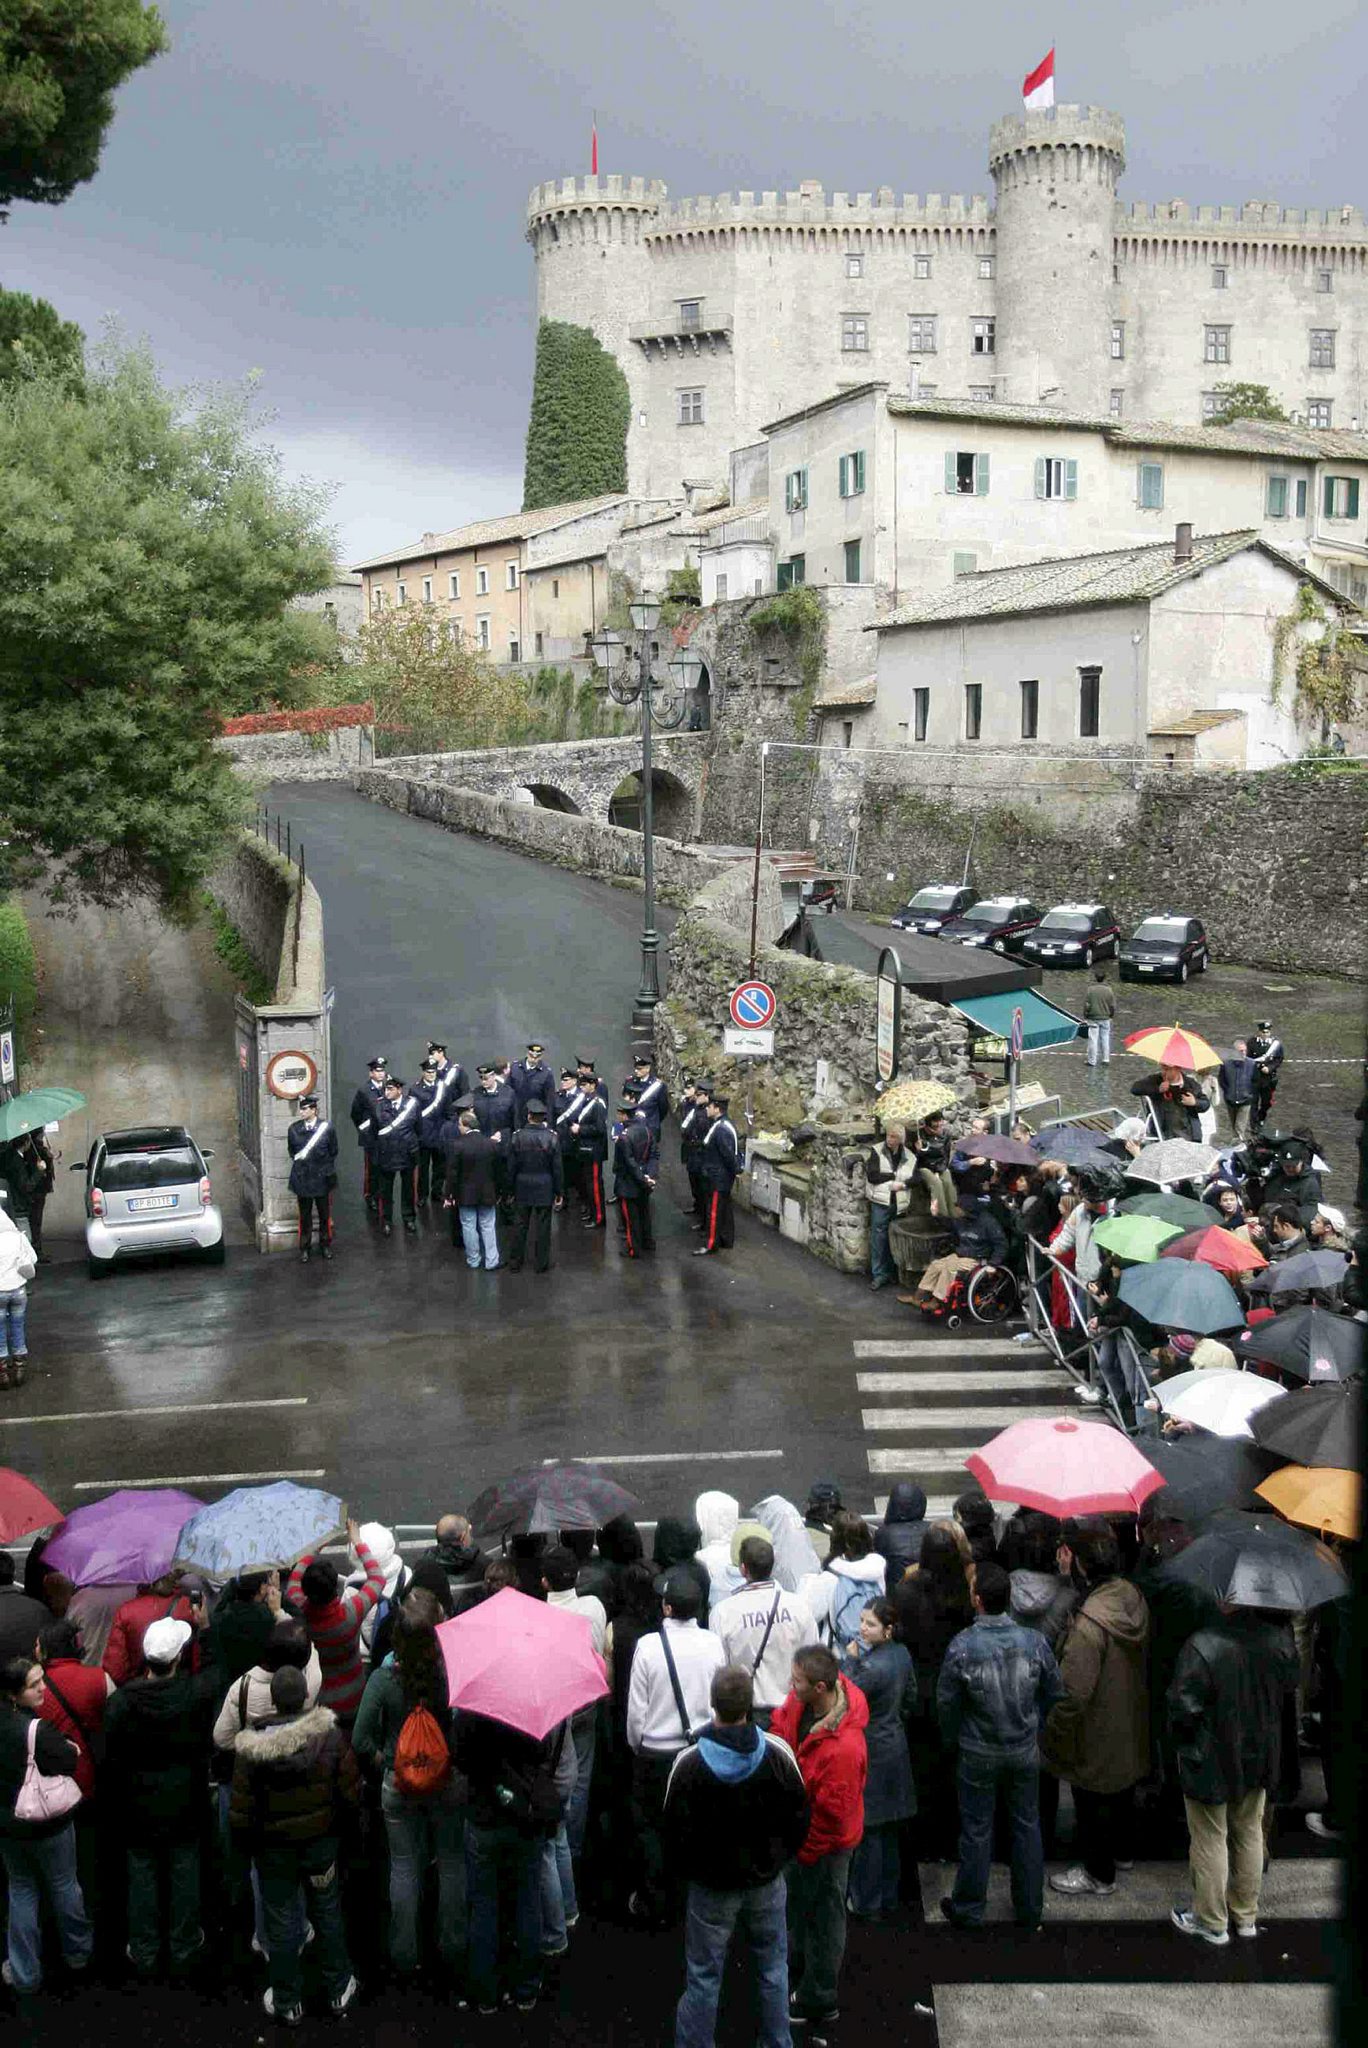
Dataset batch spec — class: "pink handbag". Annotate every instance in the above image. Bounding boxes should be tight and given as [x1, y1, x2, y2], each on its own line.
[14, 1717, 81, 1823]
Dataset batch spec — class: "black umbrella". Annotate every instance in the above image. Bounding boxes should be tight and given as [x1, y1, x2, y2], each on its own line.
[1140, 1432, 1281, 1525]
[1265, 1251, 1350, 1298]
[1160, 1509, 1347, 1612]
[466, 1462, 642, 1540]
[1250, 1383, 1363, 1471]
[1030, 1126, 1115, 1165]
[1238, 1306, 1365, 1384]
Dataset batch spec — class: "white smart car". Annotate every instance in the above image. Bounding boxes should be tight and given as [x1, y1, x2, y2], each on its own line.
[75, 1124, 225, 1276]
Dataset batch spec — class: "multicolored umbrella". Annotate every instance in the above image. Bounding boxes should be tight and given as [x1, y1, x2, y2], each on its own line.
[1117, 1191, 1216, 1233]
[437, 1586, 608, 1741]
[44, 1488, 205, 1587]
[1117, 1259, 1243, 1333]
[965, 1417, 1163, 1517]
[873, 1078, 958, 1123]
[1160, 1509, 1347, 1612]
[1255, 1465, 1360, 1543]
[1159, 1225, 1267, 1275]
[175, 1481, 346, 1576]
[1250, 1384, 1361, 1471]
[466, 1462, 642, 1540]
[1092, 1214, 1183, 1263]
[0, 1088, 87, 1144]
[1142, 1433, 1280, 1524]
[1156, 1368, 1286, 1440]
[1238, 1306, 1365, 1385]
[0, 1469, 61, 1545]
[1125, 1139, 1221, 1186]
[1123, 1025, 1221, 1072]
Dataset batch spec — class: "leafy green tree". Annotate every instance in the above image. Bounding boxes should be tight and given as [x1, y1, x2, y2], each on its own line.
[0, 283, 82, 388]
[1208, 382, 1290, 426]
[0, 339, 337, 912]
[344, 602, 531, 754]
[522, 318, 630, 511]
[0, 0, 166, 215]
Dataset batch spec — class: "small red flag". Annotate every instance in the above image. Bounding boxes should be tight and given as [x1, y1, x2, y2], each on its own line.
[1022, 48, 1055, 108]
[591, 116, 598, 175]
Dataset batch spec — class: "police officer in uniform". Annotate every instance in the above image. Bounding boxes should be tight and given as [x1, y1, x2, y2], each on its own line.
[613, 1096, 656, 1258]
[574, 1070, 610, 1228]
[625, 1055, 669, 1175]
[411, 1058, 440, 1203]
[373, 1075, 420, 1236]
[288, 1094, 338, 1262]
[473, 1062, 518, 1220]
[348, 1056, 387, 1213]
[509, 1042, 557, 1128]
[506, 1100, 564, 1273]
[678, 1080, 712, 1228]
[554, 1068, 586, 1212]
[429, 1041, 471, 1103]
[576, 1055, 609, 1105]
[1248, 1019, 1285, 1130]
[696, 1095, 740, 1256]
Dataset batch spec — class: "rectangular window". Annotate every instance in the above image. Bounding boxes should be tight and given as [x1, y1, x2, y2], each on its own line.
[421, 576, 432, 602]
[534, 632, 544, 657]
[678, 298, 702, 329]
[476, 566, 489, 594]
[678, 387, 704, 424]
[508, 637, 520, 664]
[784, 467, 808, 513]
[843, 538, 862, 583]
[845, 252, 863, 279]
[912, 688, 929, 742]
[715, 573, 728, 600]
[838, 450, 866, 497]
[1323, 475, 1361, 519]
[964, 684, 982, 741]
[396, 581, 407, 605]
[1309, 328, 1336, 369]
[371, 587, 384, 612]
[841, 314, 869, 351]
[1035, 455, 1078, 501]
[971, 317, 995, 355]
[1109, 387, 1124, 418]
[967, 384, 995, 401]
[914, 254, 931, 280]
[1316, 268, 1333, 293]
[978, 255, 995, 279]
[908, 315, 937, 353]
[841, 721, 854, 749]
[1204, 325, 1232, 363]
[1137, 460, 1165, 510]
[1211, 264, 1227, 289]
[946, 450, 989, 497]
[448, 571, 460, 599]
[505, 561, 519, 590]
[952, 551, 977, 578]
[1306, 399, 1332, 429]
[776, 555, 806, 590]
[477, 616, 491, 650]
[450, 619, 462, 644]
[1079, 666, 1101, 738]
[1296, 478, 1308, 516]
[551, 578, 559, 598]
[1020, 679, 1039, 740]
[1266, 475, 1289, 518]
[1110, 322, 1125, 360]
[1201, 391, 1225, 421]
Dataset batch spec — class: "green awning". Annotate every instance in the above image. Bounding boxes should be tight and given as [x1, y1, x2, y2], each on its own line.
[950, 988, 1083, 1052]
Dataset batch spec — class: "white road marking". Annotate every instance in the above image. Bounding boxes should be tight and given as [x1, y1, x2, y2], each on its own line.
[856, 1371, 1067, 1395]
[853, 1338, 1037, 1359]
[551, 1450, 784, 1466]
[0, 1398, 309, 1428]
[862, 1406, 1067, 1432]
[868, 1448, 981, 1475]
[74, 1469, 327, 1491]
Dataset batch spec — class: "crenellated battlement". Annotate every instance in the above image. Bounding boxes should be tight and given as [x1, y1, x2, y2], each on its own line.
[1118, 198, 1365, 236]
[526, 174, 668, 223]
[989, 104, 1127, 167]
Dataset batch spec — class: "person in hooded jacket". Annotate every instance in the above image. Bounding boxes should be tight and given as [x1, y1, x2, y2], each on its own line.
[578, 1514, 644, 1622]
[873, 1482, 928, 1587]
[802, 1480, 843, 1564]
[652, 1516, 711, 1614]
[838, 1598, 915, 1919]
[892, 1526, 974, 1865]
[1003, 1512, 1078, 1653]
[693, 1492, 741, 1607]
[771, 1644, 869, 2030]
[1042, 1519, 1150, 1899]
[801, 1513, 886, 1651]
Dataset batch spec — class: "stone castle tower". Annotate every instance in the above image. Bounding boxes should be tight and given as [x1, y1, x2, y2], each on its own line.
[527, 107, 1366, 499]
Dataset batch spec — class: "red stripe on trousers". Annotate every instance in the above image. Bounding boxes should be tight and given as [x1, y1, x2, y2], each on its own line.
[592, 1162, 603, 1223]
[620, 1197, 634, 1255]
[707, 1192, 719, 1252]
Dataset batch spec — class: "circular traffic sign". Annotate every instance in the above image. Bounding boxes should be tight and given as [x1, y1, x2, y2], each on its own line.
[729, 980, 778, 1030]
[266, 1048, 318, 1100]
[1010, 1007, 1025, 1062]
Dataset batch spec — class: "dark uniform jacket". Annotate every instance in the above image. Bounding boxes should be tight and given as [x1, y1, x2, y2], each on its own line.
[612, 1117, 653, 1198]
[229, 1705, 361, 1848]
[629, 1075, 670, 1143]
[422, 1062, 468, 1145]
[508, 1126, 564, 1207]
[287, 1117, 338, 1198]
[509, 1060, 557, 1126]
[472, 1082, 517, 1145]
[700, 1117, 741, 1192]
[554, 1087, 587, 1155]
[574, 1094, 610, 1162]
[349, 1079, 386, 1153]
[373, 1093, 421, 1171]
[443, 1131, 500, 1209]
[679, 1101, 707, 1168]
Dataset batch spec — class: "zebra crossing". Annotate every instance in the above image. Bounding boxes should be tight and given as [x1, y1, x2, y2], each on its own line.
[853, 1329, 1077, 1517]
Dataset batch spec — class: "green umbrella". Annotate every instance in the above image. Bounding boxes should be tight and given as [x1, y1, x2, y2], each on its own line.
[1115, 1191, 1213, 1233]
[1092, 1213, 1183, 1263]
[0, 1088, 87, 1143]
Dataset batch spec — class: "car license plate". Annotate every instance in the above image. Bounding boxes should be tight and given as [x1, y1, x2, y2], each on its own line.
[128, 1194, 177, 1211]
[1138, 965, 1154, 974]
[1041, 947, 1057, 956]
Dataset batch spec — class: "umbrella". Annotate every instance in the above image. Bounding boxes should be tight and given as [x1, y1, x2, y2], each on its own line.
[1117, 1260, 1243, 1334]
[1159, 1226, 1267, 1276]
[1116, 1191, 1215, 1233]
[1266, 1251, 1350, 1298]
[1092, 1214, 1183, 1263]
[1160, 1509, 1347, 1612]
[966, 1135, 1038, 1168]
[1029, 1126, 1115, 1165]
[437, 1586, 608, 1741]
[1255, 1465, 1360, 1542]
[0, 1469, 61, 1545]
[965, 1416, 1163, 1517]
[1123, 1025, 1221, 1072]
[1125, 1139, 1221, 1186]
[0, 1087, 87, 1144]
[466, 1462, 642, 1540]
[1142, 1433, 1280, 1524]
[1237, 1306, 1365, 1385]
[44, 1487, 205, 1587]
[1250, 1384, 1362, 1471]
[1156, 1368, 1286, 1439]
[175, 1481, 346, 1576]
[873, 1078, 957, 1122]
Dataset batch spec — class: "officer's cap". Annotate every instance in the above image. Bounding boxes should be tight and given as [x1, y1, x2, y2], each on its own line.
[428, 1041, 447, 1055]
[367, 1055, 387, 1071]
[623, 1083, 641, 1100]
[711, 1095, 730, 1113]
[419, 1057, 436, 1073]
[384, 1075, 404, 1090]
[632, 1053, 652, 1068]
[476, 1063, 493, 1076]
[526, 1100, 548, 1120]
[575, 1054, 595, 1067]
[452, 1093, 476, 1112]
[560, 1067, 577, 1082]
[526, 1041, 545, 1054]
[298, 1094, 318, 1110]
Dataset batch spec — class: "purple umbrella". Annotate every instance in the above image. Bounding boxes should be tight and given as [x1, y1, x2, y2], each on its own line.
[43, 1488, 205, 1587]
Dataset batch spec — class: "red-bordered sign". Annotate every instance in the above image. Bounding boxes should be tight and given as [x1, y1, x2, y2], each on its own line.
[729, 981, 777, 1030]
[266, 1049, 318, 1100]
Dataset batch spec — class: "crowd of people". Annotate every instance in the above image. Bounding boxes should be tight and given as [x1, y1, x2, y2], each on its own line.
[0, 1469, 1346, 2040]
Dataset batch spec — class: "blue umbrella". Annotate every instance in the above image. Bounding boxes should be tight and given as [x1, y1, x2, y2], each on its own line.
[174, 1481, 346, 1576]
[1117, 1259, 1243, 1334]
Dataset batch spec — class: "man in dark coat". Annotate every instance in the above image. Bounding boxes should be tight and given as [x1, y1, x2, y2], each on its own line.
[372, 1077, 420, 1236]
[625, 1056, 669, 1174]
[473, 1063, 518, 1220]
[509, 1042, 557, 1128]
[1259, 1146, 1322, 1230]
[287, 1094, 337, 1262]
[0, 1553, 52, 1664]
[874, 1482, 928, 1584]
[678, 1081, 711, 1229]
[613, 1099, 655, 1258]
[347, 1056, 387, 1214]
[506, 1101, 564, 1274]
[442, 1110, 501, 1269]
[422, 1514, 487, 1612]
[573, 1074, 610, 1229]
[696, 1096, 740, 1257]
[1216, 1040, 1257, 1144]
[1247, 1022, 1284, 1130]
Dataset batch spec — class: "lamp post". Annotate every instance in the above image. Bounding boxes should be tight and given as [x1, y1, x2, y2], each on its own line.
[592, 599, 688, 1023]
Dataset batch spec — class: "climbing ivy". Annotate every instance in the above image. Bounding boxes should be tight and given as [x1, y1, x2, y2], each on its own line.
[1271, 582, 1362, 729]
[522, 320, 630, 511]
[745, 588, 825, 735]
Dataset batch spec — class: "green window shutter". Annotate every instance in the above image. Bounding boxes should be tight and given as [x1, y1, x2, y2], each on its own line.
[1065, 459, 1078, 501]
[975, 452, 990, 497]
[1323, 476, 1335, 517]
[800, 468, 808, 508]
[854, 450, 866, 492]
[1349, 479, 1361, 519]
[838, 455, 849, 498]
[1296, 479, 1307, 517]
[1034, 456, 1047, 500]
[945, 452, 957, 494]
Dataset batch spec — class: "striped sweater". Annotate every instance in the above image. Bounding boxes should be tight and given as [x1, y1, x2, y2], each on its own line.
[286, 1540, 385, 1719]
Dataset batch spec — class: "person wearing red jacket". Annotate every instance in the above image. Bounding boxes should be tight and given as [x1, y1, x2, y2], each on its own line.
[770, 1643, 869, 2033]
[102, 1576, 199, 1687]
[285, 1521, 385, 1727]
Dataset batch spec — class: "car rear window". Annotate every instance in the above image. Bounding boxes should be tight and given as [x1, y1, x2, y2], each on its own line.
[909, 888, 960, 912]
[961, 901, 1014, 924]
[1037, 912, 1093, 934]
[100, 1147, 200, 1191]
[1133, 919, 1189, 942]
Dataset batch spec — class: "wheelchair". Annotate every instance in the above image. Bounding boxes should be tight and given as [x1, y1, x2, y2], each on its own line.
[921, 1261, 1020, 1329]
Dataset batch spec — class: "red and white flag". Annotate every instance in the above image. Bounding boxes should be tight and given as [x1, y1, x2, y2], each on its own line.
[591, 114, 599, 175]
[1022, 48, 1055, 109]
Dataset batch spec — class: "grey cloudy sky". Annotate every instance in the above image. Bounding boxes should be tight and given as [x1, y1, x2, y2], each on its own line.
[3, 0, 1363, 563]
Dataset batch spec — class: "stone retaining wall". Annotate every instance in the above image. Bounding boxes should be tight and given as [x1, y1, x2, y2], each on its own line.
[215, 723, 373, 783]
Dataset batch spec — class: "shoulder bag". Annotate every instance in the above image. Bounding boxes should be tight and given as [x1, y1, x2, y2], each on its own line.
[14, 1718, 81, 1824]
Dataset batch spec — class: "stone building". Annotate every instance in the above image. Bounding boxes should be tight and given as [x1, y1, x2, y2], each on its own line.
[290, 573, 364, 637]
[526, 104, 1366, 504]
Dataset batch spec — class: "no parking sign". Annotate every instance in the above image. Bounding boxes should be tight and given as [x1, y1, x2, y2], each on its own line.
[728, 981, 777, 1031]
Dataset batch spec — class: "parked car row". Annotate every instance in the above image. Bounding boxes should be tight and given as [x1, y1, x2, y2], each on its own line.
[889, 885, 1210, 983]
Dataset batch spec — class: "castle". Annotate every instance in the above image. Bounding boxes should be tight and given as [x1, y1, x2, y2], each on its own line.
[527, 105, 1366, 503]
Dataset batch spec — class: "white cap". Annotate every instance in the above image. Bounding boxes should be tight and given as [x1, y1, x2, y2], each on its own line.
[142, 1617, 192, 1664]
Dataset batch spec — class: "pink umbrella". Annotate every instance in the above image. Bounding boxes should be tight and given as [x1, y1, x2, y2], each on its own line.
[966, 1417, 1163, 1517]
[437, 1587, 608, 1741]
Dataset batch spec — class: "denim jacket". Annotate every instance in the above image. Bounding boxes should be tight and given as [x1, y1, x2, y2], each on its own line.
[936, 1613, 1065, 1761]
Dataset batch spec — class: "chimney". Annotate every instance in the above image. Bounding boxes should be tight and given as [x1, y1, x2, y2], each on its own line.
[1174, 522, 1193, 564]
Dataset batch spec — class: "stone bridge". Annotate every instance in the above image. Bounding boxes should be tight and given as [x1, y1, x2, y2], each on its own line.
[379, 734, 709, 839]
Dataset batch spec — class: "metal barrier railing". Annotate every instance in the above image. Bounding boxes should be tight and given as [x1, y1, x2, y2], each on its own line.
[1022, 1233, 1156, 1437]
[250, 807, 307, 988]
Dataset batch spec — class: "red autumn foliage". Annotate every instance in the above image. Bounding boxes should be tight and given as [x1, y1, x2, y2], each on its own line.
[220, 703, 374, 737]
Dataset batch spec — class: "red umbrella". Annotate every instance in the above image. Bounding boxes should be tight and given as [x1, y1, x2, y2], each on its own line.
[1160, 1225, 1267, 1276]
[0, 1469, 61, 1545]
[966, 1417, 1163, 1517]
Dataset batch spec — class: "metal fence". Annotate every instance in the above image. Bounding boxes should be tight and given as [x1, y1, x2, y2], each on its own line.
[249, 808, 307, 987]
[1022, 1232, 1157, 1436]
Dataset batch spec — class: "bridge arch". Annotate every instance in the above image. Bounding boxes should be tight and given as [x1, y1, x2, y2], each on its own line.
[608, 768, 695, 840]
[514, 783, 583, 815]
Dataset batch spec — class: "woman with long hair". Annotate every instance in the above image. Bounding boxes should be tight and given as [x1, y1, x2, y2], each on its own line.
[0, 1655, 93, 1993]
[892, 1527, 975, 1859]
[839, 1599, 917, 1919]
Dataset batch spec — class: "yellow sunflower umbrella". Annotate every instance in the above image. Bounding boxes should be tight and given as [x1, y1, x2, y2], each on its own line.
[1123, 1024, 1222, 1072]
[874, 1078, 958, 1123]
[1255, 1465, 1360, 1543]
